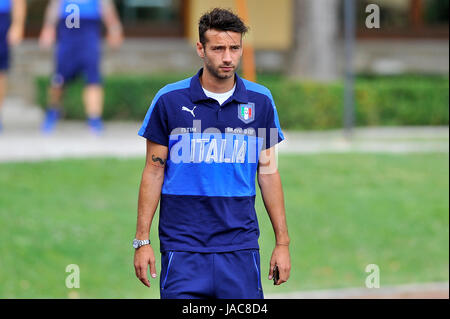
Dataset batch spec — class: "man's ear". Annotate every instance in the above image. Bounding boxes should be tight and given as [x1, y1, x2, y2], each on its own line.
[196, 41, 205, 58]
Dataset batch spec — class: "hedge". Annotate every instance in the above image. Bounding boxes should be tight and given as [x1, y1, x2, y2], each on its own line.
[35, 73, 449, 130]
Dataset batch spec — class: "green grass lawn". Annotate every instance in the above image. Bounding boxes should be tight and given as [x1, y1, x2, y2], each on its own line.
[0, 153, 448, 298]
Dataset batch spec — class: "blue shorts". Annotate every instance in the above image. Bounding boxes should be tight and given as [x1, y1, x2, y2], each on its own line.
[52, 20, 102, 86]
[160, 249, 264, 299]
[53, 42, 101, 86]
[0, 14, 11, 71]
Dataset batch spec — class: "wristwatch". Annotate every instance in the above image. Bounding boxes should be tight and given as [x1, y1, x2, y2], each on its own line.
[133, 238, 151, 249]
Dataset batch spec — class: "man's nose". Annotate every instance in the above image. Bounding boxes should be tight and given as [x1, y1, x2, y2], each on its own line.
[223, 48, 232, 63]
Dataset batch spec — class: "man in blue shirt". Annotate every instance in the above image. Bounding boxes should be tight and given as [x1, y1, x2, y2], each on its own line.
[0, 0, 26, 133]
[134, 8, 291, 299]
[39, 0, 123, 135]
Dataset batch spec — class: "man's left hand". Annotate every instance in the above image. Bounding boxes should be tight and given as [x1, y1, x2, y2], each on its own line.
[268, 244, 291, 285]
[107, 28, 123, 49]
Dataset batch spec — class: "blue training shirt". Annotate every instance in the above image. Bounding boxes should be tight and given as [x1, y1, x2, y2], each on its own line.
[59, 0, 102, 20]
[139, 69, 284, 253]
[0, 0, 11, 14]
[57, 0, 102, 44]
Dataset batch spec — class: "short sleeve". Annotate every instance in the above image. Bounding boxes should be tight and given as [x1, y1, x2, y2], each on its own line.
[138, 96, 169, 146]
[262, 93, 285, 150]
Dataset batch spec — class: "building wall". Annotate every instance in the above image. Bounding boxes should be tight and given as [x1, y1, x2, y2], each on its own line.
[186, 0, 294, 50]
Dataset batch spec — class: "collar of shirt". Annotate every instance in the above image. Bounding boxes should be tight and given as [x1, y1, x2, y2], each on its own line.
[202, 83, 236, 106]
[189, 68, 249, 106]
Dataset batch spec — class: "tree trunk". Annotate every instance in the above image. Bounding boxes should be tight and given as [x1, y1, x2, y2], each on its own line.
[288, 0, 340, 82]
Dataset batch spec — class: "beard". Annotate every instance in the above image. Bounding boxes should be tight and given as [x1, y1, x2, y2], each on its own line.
[204, 56, 236, 80]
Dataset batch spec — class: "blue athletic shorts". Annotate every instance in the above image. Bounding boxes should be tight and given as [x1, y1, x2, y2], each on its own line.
[53, 42, 101, 86]
[0, 14, 11, 71]
[160, 249, 264, 299]
[52, 20, 102, 86]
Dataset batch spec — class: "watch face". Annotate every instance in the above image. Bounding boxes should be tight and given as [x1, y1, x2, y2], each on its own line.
[133, 239, 139, 249]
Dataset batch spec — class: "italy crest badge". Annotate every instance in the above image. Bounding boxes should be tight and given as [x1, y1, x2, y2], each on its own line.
[238, 103, 255, 124]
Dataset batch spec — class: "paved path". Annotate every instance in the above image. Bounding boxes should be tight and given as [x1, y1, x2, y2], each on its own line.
[0, 98, 448, 163]
[265, 281, 449, 299]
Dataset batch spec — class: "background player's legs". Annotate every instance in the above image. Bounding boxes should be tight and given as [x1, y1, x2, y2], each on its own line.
[41, 81, 64, 134]
[82, 40, 104, 135]
[83, 84, 103, 118]
[0, 14, 10, 133]
[41, 40, 78, 134]
[0, 72, 5, 101]
[0, 72, 6, 131]
[49, 84, 63, 107]
[83, 84, 104, 134]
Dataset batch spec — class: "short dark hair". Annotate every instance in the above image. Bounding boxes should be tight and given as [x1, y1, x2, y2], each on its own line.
[198, 8, 249, 46]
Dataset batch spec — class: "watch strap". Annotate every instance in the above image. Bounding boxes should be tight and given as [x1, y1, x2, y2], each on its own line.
[133, 238, 151, 249]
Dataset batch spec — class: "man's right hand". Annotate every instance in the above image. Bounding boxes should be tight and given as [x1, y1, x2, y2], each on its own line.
[134, 244, 157, 288]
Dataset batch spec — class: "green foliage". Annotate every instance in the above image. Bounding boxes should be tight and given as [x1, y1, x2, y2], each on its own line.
[35, 74, 186, 121]
[35, 74, 449, 129]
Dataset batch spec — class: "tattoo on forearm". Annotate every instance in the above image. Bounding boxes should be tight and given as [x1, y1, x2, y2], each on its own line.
[152, 155, 167, 166]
